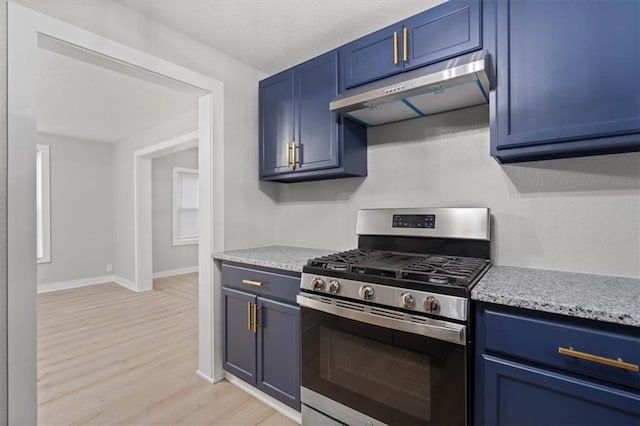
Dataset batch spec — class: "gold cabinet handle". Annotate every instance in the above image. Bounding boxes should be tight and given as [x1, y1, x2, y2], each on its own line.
[286, 142, 291, 167]
[242, 279, 263, 287]
[393, 31, 399, 65]
[286, 142, 296, 168]
[403, 27, 408, 62]
[558, 346, 640, 372]
[252, 303, 259, 334]
[291, 142, 297, 169]
[247, 302, 252, 331]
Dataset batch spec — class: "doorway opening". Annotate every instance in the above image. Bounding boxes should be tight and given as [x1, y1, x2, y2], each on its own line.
[135, 131, 200, 291]
[8, 4, 225, 423]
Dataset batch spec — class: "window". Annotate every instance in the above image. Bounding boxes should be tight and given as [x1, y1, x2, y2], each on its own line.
[172, 167, 199, 246]
[36, 144, 51, 263]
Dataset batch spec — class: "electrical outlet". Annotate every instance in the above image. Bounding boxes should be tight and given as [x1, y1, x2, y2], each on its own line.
[106, 264, 113, 272]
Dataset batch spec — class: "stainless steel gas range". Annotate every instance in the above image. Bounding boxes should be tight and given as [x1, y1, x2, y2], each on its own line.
[297, 207, 491, 426]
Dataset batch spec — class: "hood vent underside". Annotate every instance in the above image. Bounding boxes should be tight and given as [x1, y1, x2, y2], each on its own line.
[330, 50, 490, 127]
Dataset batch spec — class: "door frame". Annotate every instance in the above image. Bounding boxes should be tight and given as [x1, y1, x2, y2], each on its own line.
[134, 131, 199, 292]
[7, 4, 225, 423]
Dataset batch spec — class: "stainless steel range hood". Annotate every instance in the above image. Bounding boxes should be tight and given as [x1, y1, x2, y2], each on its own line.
[330, 50, 490, 127]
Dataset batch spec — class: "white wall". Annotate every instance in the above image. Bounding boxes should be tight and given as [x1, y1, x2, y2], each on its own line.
[275, 105, 640, 279]
[18, 0, 279, 263]
[152, 147, 198, 274]
[112, 110, 196, 282]
[36, 133, 113, 286]
[0, 0, 7, 421]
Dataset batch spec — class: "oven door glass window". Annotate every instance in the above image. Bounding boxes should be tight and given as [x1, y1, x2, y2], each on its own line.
[301, 307, 466, 426]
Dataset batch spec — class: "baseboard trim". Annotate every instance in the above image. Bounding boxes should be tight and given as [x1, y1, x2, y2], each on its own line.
[153, 266, 198, 279]
[195, 370, 215, 384]
[39, 274, 170, 294]
[112, 275, 143, 292]
[224, 372, 301, 424]
[37, 275, 113, 294]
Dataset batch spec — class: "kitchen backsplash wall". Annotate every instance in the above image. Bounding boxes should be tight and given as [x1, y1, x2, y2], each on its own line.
[275, 105, 640, 279]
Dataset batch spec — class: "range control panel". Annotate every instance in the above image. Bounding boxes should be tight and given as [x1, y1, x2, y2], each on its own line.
[392, 214, 436, 229]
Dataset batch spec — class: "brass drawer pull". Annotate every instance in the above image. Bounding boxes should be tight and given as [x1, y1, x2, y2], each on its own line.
[286, 142, 293, 167]
[287, 142, 296, 168]
[558, 346, 640, 372]
[252, 303, 259, 334]
[247, 302, 252, 331]
[403, 27, 408, 61]
[291, 142, 297, 168]
[393, 31, 399, 65]
[242, 279, 263, 287]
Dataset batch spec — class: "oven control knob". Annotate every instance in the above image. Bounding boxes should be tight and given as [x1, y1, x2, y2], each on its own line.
[311, 278, 326, 292]
[359, 285, 375, 300]
[328, 280, 341, 294]
[400, 292, 415, 309]
[424, 296, 440, 313]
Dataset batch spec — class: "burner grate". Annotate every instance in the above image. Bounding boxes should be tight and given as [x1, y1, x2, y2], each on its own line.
[400, 255, 489, 286]
[306, 249, 391, 271]
[307, 249, 489, 288]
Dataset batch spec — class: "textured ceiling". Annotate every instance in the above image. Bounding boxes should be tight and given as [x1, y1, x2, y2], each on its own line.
[36, 48, 197, 143]
[115, 0, 446, 75]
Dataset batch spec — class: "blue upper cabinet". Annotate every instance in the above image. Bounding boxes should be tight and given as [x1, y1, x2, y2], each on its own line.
[487, 0, 640, 163]
[403, 0, 481, 72]
[339, 23, 404, 90]
[259, 51, 367, 183]
[295, 52, 340, 172]
[339, 0, 481, 90]
[259, 71, 294, 177]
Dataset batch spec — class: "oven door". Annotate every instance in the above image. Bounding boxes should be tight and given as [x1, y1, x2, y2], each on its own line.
[297, 294, 468, 426]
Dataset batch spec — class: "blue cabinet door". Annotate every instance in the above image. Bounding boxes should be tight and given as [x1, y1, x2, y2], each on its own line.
[403, 0, 481, 72]
[294, 51, 339, 172]
[222, 288, 257, 384]
[480, 355, 640, 425]
[259, 50, 367, 183]
[490, 0, 640, 162]
[256, 296, 301, 410]
[339, 23, 404, 90]
[259, 70, 294, 177]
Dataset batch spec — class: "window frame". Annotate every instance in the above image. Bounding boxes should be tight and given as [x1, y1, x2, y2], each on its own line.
[36, 144, 51, 263]
[172, 166, 199, 247]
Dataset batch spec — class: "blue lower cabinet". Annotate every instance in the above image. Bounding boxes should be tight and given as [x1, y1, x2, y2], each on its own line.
[481, 355, 640, 426]
[222, 264, 302, 410]
[475, 303, 640, 425]
[257, 297, 300, 409]
[486, 0, 640, 162]
[223, 288, 257, 384]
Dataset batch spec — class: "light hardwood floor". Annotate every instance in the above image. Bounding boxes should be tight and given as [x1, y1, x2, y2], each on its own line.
[38, 273, 296, 426]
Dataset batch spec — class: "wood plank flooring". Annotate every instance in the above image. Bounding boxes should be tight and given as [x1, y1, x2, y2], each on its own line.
[38, 273, 296, 426]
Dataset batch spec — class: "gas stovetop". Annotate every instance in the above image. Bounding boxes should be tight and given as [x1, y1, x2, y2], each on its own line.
[303, 250, 490, 300]
[300, 208, 492, 321]
[306, 248, 489, 288]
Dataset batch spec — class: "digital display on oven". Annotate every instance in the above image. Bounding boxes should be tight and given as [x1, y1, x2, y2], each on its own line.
[392, 214, 435, 229]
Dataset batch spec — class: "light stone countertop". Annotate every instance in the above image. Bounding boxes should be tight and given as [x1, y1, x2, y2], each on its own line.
[471, 266, 640, 327]
[212, 245, 336, 273]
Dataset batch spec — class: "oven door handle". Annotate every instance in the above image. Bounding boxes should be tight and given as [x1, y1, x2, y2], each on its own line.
[297, 294, 466, 345]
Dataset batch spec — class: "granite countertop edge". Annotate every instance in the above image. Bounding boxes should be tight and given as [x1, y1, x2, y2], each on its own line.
[471, 265, 640, 327]
[212, 245, 336, 273]
[213, 247, 640, 326]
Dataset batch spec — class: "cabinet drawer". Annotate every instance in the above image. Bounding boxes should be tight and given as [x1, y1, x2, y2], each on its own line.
[483, 308, 640, 389]
[222, 263, 300, 304]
